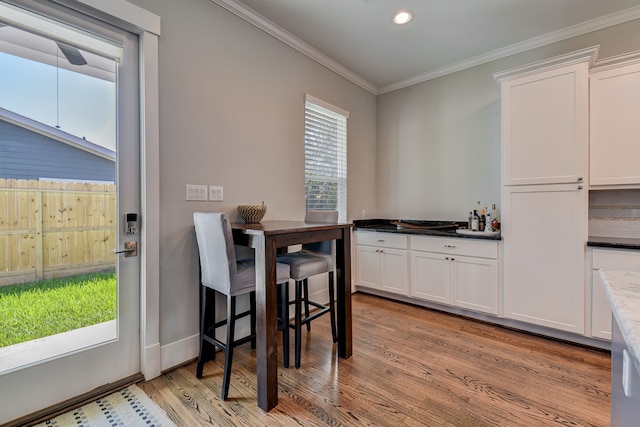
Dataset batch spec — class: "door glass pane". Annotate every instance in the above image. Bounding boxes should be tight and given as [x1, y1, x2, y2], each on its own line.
[0, 22, 118, 372]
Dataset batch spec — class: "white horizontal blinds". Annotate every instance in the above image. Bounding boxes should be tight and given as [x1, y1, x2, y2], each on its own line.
[304, 94, 348, 222]
[0, 1, 123, 62]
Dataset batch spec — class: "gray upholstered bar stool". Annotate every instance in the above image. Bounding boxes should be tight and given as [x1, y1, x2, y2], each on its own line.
[193, 212, 291, 400]
[277, 210, 338, 368]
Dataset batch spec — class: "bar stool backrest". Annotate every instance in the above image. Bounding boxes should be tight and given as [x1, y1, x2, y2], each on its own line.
[193, 212, 237, 295]
[302, 210, 338, 254]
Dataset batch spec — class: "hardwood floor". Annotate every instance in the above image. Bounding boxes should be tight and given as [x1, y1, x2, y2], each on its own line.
[139, 293, 611, 426]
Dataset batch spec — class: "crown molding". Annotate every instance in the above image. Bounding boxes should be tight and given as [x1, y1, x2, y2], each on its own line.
[378, 5, 640, 94]
[209, 0, 378, 95]
[211, 1, 640, 96]
[591, 49, 640, 72]
[492, 45, 600, 84]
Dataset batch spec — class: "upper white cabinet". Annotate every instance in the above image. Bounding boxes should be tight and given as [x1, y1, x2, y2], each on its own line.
[590, 53, 640, 187]
[495, 48, 594, 186]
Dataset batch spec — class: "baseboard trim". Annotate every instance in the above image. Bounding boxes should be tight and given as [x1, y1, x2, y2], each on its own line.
[160, 333, 199, 372]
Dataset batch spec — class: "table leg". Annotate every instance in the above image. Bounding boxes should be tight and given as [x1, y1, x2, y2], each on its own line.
[336, 229, 353, 358]
[254, 235, 279, 411]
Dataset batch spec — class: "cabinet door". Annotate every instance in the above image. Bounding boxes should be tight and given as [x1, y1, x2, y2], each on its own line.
[379, 248, 408, 295]
[503, 183, 587, 333]
[592, 248, 640, 340]
[410, 251, 450, 304]
[451, 255, 499, 315]
[590, 61, 640, 186]
[591, 270, 611, 340]
[501, 63, 588, 185]
[356, 245, 381, 289]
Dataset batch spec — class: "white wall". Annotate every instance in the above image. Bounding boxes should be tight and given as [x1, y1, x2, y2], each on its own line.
[128, 0, 376, 364]
[376, 18, 640, 222]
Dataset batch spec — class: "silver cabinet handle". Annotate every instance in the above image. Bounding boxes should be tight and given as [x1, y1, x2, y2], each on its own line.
[577, 176, 583, 182]
[444, 244, 456, 248]
[578, 185, 583, 190]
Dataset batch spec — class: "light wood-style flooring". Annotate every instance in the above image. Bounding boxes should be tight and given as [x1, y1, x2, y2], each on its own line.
[139, 293, 611, 426]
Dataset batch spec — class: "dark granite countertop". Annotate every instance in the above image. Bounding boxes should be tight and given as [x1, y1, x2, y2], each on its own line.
[353, 219, 502, 241]
[587, 236, 640, 251]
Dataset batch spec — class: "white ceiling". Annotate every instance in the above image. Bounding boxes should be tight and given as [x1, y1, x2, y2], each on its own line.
[214, 0, 640, 94]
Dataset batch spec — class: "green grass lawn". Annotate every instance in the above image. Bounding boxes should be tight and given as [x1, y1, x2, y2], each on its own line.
[0, 271, 116, 347]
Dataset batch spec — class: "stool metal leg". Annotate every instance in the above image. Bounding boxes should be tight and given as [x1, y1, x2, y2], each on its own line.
[303, 279, 311, 332]
[294, 280, 303, 369]
[328, 271, 337, 343]
[221, 295, 236, 400]
[250, 291, 256, 349]
[280, 282, 290, 368]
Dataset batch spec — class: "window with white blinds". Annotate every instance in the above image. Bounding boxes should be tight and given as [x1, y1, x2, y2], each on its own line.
[304, 94, 348, 223]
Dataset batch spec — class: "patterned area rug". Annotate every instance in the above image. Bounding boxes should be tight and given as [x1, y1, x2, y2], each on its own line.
[35, 384, 176, 427]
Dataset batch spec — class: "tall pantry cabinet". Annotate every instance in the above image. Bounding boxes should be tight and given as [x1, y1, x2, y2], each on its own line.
[494, 47, 598, 334]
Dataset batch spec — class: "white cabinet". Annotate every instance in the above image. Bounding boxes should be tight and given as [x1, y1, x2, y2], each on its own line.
[495, 49, 594, 335]
[451, 255, 499, 314]
[496, 55, 590, 186]
[411, 250, 450, 304]
[590, 56, 640, 187]
[355, 231, 408, 295]
[409, 236, 500, 315]
[503, 184, 587, 333]
[591, 248, 640, 340]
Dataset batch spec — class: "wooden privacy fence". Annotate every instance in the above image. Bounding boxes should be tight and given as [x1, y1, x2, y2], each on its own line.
[0, 179, 117, 286]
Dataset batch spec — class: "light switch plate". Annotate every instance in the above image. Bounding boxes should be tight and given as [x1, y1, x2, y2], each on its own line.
[209, 186, 223, 201]
[186, 184, 208, 201]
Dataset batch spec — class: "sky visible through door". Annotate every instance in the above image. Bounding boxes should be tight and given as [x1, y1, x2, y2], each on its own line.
[0, 23, 116, 150]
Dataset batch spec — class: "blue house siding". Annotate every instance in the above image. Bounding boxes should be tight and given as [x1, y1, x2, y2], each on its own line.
[0, 120, 115, 182]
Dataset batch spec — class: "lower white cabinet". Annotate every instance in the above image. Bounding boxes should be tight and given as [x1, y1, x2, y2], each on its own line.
[503, 183, 587, 334]
[410, 236, 500, 315]
[591, 248, 640, 340]
[355, 231, 408, 295]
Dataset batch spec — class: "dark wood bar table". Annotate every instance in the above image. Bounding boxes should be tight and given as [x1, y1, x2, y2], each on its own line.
[231, 220, 353, 411]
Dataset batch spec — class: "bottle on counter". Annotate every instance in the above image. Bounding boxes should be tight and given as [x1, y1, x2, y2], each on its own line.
[485, 213, 493, 232]
[480, 208, 486, 232]
[471, 210, 479, 231]
[490, 203, 500, 231]
[468, 211, 473, 230]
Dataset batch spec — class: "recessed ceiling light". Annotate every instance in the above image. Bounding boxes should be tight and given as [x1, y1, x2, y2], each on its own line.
[394, 10, 413, 25]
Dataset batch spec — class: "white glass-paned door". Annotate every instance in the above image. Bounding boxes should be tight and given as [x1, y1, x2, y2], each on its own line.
[0, 1, 141, 423]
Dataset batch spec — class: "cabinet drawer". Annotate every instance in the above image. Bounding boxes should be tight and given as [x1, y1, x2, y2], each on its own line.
[409, 236, 498, 259]
[356, 231, 407, 249]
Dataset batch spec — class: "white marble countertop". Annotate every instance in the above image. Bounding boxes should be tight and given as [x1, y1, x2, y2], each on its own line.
[600, 270, 640, 374]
